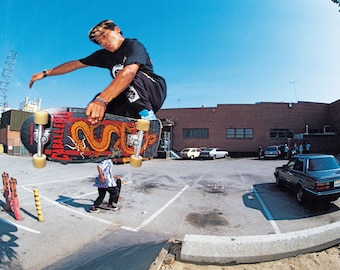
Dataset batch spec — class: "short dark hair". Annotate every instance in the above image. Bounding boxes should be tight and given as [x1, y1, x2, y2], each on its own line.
[88, 20, 117, 44]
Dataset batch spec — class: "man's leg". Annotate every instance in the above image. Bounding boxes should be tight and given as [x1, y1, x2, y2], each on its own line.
[105, 94, 128, 115]
[106, 186, 120, 211]
[107, 186, 119, 205]
[93, 188, 107, 207]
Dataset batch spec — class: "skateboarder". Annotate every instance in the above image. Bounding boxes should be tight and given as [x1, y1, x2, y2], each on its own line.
[90, 159, 121, 212]
[29, 19, 167, 124]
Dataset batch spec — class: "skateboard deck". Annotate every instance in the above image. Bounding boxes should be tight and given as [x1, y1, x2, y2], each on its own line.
[20, 107, 161, 166]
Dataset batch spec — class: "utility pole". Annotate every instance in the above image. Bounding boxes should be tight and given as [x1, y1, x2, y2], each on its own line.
[0, 50, 18, 111]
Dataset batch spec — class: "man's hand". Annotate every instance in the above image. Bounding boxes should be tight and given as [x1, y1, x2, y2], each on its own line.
[100, 174, 105, 183]
[86, 99, 107, 124]
[29, 72, 45, 88]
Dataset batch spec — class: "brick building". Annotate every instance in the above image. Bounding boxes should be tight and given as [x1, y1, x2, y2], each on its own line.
[0, 100, 339, 157]
[0, 110, 32, 155]
[157, 100, 340, 157]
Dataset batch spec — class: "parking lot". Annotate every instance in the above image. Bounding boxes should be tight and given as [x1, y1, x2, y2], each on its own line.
[1, 154, 340, 269]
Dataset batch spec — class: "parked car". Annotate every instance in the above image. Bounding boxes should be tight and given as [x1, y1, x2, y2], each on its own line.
[179, 148, 201, 159]
[264, 145, 281, 159]
[200, 148, 229, 159]
[274, 154, 340, 205]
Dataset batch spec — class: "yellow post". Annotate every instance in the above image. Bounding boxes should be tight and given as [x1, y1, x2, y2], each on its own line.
[33, 189, 44, 222]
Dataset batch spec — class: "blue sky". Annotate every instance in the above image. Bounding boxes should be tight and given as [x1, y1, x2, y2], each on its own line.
[1, 0, 340, 110]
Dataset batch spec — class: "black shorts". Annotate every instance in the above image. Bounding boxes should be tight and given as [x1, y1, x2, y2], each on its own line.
[105, 71, 167, 118]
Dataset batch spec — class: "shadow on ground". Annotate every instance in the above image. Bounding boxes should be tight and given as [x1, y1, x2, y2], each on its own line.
[0, 216, 22, 269]
[243, 183, 340, 220]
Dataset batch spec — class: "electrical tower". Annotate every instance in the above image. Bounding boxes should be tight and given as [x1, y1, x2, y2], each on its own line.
[0, 50, 18, 111]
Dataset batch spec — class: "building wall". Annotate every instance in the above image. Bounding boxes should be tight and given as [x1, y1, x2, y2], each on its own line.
[0, 110, 32, 155]
[0, 109, 32, 131]
[6, 126, 22, 155]
[157, 101, 339, 155]
[329, 99, 340, 152]
[0, 127, 7, 147]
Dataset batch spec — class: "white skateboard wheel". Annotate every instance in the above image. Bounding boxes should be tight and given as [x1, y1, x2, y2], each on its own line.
[136, 119, 150, 132]
[34, 111, 49, 125]
[33, 153, 47, 168]
[130, 155, 142, 167]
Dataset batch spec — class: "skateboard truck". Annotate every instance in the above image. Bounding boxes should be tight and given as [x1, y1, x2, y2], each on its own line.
[129, 119, 150, 167]
[34, 129, 50, 145]
[33, 111, 50, 168]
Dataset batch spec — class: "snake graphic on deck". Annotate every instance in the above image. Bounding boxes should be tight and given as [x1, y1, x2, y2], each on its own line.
[68, 120, 157, 155]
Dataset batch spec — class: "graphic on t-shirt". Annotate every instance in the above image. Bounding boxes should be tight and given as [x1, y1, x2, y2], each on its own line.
[112, 60, 140, 103]
[126, 85, 140, 103]
[112, 63, 124, 78]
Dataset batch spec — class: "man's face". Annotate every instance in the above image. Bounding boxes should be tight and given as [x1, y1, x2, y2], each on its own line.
[95, 27, 123, 52]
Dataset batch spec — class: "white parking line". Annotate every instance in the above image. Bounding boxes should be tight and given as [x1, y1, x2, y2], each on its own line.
[122, 185, 190, 232]
[18, 176, 95, 187]
[252, 186, 281, 234]
[21, 186, 112, 225]
[0, 218, 40, 234]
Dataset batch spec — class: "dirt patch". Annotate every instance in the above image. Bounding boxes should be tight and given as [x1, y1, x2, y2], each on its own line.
[160, 242, 340, 270]
[186, 211, 228, 228]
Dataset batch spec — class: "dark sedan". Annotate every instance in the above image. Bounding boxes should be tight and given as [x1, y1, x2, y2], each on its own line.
[264, 145, 281, 159]
[274, 154, 340, 205]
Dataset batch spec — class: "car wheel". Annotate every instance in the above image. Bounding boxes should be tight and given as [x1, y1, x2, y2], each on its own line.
[190, 155, 194, 160]
[275, 175, 282, 187]
[213, 155, 216, 160]
[296, 186, 305, 204]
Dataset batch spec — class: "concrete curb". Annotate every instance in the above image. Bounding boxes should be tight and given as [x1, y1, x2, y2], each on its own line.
[180, 221, 340, 264]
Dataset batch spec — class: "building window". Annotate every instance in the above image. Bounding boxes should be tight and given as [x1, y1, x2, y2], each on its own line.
[244, 128, 254, 138]
[270, 129, 293, 138]
[183, 128, 209, 138]
[226, 128, 253, 139]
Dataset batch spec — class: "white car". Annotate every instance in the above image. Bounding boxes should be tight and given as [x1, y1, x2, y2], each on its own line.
[200, 148, 229, 159]
[179, 148, 201, 159]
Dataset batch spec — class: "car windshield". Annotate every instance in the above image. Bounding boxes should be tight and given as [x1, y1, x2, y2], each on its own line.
[308, 157, 340, 171]
[266, 147, 277, 151]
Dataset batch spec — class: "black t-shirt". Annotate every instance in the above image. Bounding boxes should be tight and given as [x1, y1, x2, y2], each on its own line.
[79, 38, 154, 79]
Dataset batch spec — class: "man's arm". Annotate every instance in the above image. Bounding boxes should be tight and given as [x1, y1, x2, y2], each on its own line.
[97, 166, 105, 183]
[29, 60, 87, 88]
[85, 63, 139, 124]
[99, 63, 139, 102]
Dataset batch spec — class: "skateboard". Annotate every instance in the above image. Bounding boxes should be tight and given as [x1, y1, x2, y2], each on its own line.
[20, 107, 162, 168]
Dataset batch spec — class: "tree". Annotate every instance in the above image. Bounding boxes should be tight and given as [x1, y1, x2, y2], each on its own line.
[331, 0, 340, 10]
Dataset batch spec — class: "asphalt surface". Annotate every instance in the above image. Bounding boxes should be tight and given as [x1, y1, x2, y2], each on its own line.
[0, 154, 340, 269]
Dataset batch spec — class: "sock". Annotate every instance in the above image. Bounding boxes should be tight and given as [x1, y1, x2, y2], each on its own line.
[138, 109, 156, 120]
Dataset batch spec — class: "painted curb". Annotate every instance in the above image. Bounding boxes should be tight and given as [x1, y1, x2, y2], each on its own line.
[180, 221, 340, 264]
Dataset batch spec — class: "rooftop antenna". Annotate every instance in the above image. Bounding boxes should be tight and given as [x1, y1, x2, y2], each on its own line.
[0, 50, 18, 111]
